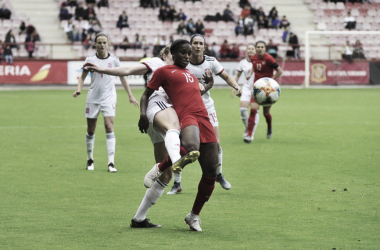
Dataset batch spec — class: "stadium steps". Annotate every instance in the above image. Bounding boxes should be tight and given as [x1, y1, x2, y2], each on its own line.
[262, 0, 329, 59]
[10, 0, 77, 59]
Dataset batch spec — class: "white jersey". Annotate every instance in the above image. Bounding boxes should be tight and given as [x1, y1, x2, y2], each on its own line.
[186, 55, 224, 110]
[85, 53, 120, 105]
[236, 58, 255, 88]
[142, 57, 168, 99]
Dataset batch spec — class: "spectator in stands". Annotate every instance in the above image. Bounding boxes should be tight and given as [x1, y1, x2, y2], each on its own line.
[287, 32, 300, 59]
[243, 14, 254, 36]
[342, 40, 353, 63]
[272, 15, 281, 29]
[353, 39, 365, 59]
[86, 0, 96, 4]
[4, 45, 13, 64]
[117, 11, 129, 29]
[31, 29, 40, 43]
[19, 21, 27, 35]
[67, 0, 78, 7]
[177, 9, 187, 21]
[158, 5, 168, 21]
[186, 18, 196, 36]
[169, 35, 174, 43]
[239, 0, 251, 9]
[212, 42, 220, 58]
[0, 40, 3, 63]
[25, 38, 35, 58]
[256, 7, 266, 21]
[0, 4, 12, 20]
[229, 43, 240, 59]
[167, 5, 178, 21]
[141, 35, 149, 53]
[220, 40, 230, 59]
[97, 0, 109, 8]
[235, 16, 244, 36]
[267, 38, 278, 58]
[257, 15, 267, 29]
[83, 33, 93, 50]
[195, 19, 205, 35]
[84, 3, 96, 20]
[344, 11, 356, 30]
[89, 19, 102, 34]
[72, 25, 82, 42]
[280, 15, 290, 29]
[75, 2, 85, 20]
[152, 34, 166, 56]
[241, 5, 251, 19]
[162, 0, 169, 7]
[119, 36, 131, 50]
[282, 26, 290, 42]
[269, 7, 278, 21]
[64, 19, 74, 42]
[5, 30, 18, 49]
[223, 4, 235, 22]
[59, 6, 72, 21]
[134, 33, 142, 49]
[177, 20, 187, 36]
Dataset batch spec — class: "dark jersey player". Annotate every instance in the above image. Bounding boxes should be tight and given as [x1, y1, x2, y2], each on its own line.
[138, 39, 219, 232]
[245, 41, 283, 142]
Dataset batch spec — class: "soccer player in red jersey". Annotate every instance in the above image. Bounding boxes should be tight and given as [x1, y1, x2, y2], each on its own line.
[245, 41, 283, 142]
[139, 39, 219, 232]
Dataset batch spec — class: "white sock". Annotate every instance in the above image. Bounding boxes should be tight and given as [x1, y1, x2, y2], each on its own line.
[134, 179, 167, 222]
[106, 132, 115, 164]
[173, 172, 182, 183]
[240, 107, 248, 129]
[252, 110, 260, 137]
[165, 129, 181, 164]
[86, 133, 95, 160]
[216, 148, 223, 175]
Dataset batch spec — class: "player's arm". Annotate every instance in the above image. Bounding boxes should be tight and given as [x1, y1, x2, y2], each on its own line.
[119, 77, 139, 108]
[246, 66, 254, 80]
[219, 70, 242, 97]
[201, 69, 214, 95]
[73, 70, 89, 97]
[272, 65, 283, 81]
[83, 63, 148, 76]
[232, 70, 243, 97]
[138, 87, 155, 133]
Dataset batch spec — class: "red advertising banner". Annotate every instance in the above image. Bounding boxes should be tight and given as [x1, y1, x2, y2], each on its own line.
[280, 61, 369, 85]
[0, 61, 67, 84]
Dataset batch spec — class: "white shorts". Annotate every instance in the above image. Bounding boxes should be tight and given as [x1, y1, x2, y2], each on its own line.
[240, 84, 252, 103]
[207, 106, 219, 127]
[146, 95, 173, 124]
[85, 103, 116, 118]
[146, 95, 172, 144]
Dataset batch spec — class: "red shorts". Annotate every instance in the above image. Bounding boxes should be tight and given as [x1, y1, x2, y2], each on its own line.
[180, 114, 217, 143]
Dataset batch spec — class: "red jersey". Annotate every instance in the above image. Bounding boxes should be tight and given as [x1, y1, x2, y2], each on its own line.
[250, 53, 278, 82]
[147, 65, 208, 120]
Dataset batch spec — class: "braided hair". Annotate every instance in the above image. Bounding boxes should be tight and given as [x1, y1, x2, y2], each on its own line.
[170, 39, 191, 55]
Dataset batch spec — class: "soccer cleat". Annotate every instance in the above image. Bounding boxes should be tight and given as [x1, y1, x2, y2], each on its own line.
[216, 173, 231, 190]
[267, 128, 272, 139]
[144, 163, 162, 188]
[86, 159, 94, 170]
[172, 151, 200, 174]
[243, 134, 254, 143]
[184, 212, 202, 232]
[130, 218, 162, 228]
[108, 163, 117, 173]
[243, 129, 248, 137]
[167, 182, 182, 195]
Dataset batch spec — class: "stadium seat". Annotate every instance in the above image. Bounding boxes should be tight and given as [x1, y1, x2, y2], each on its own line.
[317, 22, 327, 30]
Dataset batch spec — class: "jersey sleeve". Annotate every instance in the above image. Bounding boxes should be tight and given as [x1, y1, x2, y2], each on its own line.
[236, 60, 244, 72]
[267, 54, 277, 66]
[114, 57, 121, 67]
[142, 57, 162, 74]
[212, 59, 224, 75]
[147, 68, 164, 91]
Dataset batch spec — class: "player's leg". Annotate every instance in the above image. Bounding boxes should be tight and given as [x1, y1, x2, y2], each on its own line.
[212, 126, 231, 190]
[240, 83, 253, 136]
[245, 100, 260, 143]
[263, 105, 272, 139]
[131, 139, 170, 228]
[185, 142, 218, 232]
[103, 104, 117, 172]
[85, 103, 100, 170]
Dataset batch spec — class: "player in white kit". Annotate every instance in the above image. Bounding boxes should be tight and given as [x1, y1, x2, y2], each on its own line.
[167, 34, 242, 194]
[73, 33, 139, 173]
[233, 44, 260, 140]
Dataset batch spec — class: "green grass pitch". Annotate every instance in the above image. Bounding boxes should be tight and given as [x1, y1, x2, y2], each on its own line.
[0, 88, 379, 249]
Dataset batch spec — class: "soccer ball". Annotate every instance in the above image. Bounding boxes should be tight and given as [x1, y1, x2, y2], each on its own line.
[252, 77, 281, 106]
